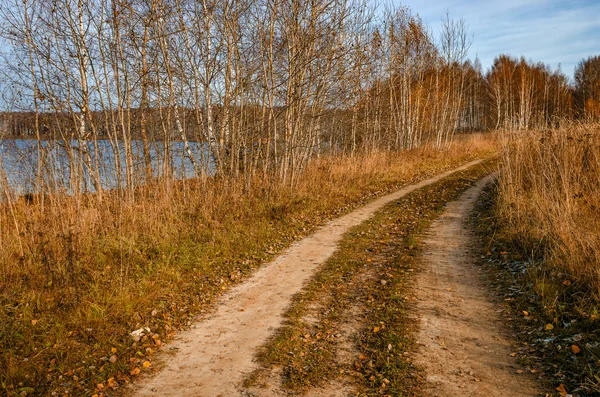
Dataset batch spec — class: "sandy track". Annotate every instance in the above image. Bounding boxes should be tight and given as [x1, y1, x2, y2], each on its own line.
[131, 160, 483, 397]
[412, 175, 540, 396]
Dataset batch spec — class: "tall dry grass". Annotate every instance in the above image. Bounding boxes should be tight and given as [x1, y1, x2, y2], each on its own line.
[0, 133, 496, 396]
[497, 123, 600, 293]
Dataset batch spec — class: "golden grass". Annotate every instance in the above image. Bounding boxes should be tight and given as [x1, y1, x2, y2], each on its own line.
[0, 133, 496, 396]
[497, 123, 600, 292]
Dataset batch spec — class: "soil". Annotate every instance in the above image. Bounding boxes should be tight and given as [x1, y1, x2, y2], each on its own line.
[130, 160, 483, 397]
[411, 175, 541, 396]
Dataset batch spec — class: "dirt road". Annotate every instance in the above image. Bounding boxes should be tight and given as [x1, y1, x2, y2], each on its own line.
[412, 175, 540, 396]
[131, 160, 483, 397]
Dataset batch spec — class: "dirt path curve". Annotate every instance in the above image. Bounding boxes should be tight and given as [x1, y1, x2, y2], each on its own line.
[412, 175, 540, 396]
[132, 159, 484, 397]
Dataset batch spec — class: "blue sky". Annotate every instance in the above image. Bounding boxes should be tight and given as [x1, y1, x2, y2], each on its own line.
[394, 0, 600, 81]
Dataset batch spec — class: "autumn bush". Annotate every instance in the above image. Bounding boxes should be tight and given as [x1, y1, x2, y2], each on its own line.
[497, 123, 600, 296]
[0, 133, 496, 396]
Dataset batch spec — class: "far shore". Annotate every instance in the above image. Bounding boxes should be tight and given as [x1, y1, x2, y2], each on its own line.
[0, 134, 205, 143]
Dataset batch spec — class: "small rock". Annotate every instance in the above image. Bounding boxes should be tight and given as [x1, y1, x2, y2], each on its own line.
[380, 280, 387, 286]
[109, 355, 117, 364]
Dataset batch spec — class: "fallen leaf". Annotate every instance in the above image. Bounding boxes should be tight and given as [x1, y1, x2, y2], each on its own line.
[111, 347, 117, 353]
[515, 369, 524, 374]
[373, 327, 380, 333]
[572, 345, 581, 354]
[31, 319, 38, 325]
[522, 311, 529, 316]
[556, 383, 567, 396]
[545, 323, 554, 330]
[130, 368, 141, 376]
[563, 280, 572, 286]
[143, 361, 152, 368]
[107, 377, 118, 388]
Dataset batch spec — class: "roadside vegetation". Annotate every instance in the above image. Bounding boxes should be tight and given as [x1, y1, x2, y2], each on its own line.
[0, 135, 496, 396]
[246, 160, 495, 396]
[476, 123, 600, 396]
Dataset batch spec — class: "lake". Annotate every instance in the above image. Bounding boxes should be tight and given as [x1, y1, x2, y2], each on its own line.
[0, 139, 212, 195]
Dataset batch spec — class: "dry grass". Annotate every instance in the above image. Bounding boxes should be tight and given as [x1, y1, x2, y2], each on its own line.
[0, 133, 496, 396]
[476, 123, 600, 395]
[497, 123, 600, 294]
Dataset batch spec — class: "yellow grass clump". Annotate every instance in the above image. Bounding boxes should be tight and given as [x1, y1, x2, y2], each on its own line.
[497, 123, 600, 293]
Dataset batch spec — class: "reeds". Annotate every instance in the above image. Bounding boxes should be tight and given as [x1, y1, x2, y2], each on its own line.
[497, 123, 600, 293]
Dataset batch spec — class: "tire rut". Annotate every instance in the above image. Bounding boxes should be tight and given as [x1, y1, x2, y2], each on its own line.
[412, 175, 541, 396]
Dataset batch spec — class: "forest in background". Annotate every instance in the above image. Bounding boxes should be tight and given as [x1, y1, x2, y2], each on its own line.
[0, 0, 597, 195]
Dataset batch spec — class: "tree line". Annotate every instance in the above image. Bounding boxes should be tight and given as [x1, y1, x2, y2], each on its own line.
[0, 0, 598, 195]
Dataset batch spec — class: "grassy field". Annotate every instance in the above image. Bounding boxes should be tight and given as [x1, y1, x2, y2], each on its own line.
[476, 123, 600, 395]
[0, 134, 496, 396]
